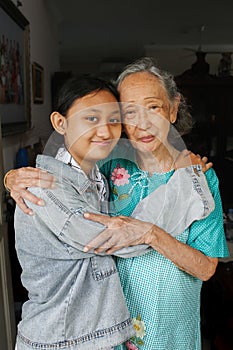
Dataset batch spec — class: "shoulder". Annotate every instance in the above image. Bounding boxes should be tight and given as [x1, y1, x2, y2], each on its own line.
[36, 154, 86, 185]
[205, 167, 218, 181]
[36, 154, 69, 176]
[187, 168, 229, 257]
[204, 168, 220, 193]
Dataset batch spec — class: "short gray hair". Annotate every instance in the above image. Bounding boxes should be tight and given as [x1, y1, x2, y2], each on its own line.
[116, 57, 193, 136]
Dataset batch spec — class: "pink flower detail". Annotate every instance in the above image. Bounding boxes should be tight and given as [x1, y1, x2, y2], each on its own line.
[126, 340, 139, 350]
[111, 165, 130, 186]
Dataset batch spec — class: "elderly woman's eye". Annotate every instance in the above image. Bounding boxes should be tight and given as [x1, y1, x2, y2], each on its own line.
[150, 105, 158, 110]
[123, 110, 136, 119]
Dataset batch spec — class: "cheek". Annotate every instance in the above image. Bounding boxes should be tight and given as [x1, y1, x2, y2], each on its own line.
[160, 118, 171, 135]
[124, 124, 136, 139]
[108, 125, 122, 148]
[67, 134, 89, 156]
[65, 127, 86, 148]
[114, 125, 122, 139]
[150, 113, 171, 133]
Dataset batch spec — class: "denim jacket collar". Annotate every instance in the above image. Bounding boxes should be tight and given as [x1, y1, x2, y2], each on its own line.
[37, 154, 97, 196]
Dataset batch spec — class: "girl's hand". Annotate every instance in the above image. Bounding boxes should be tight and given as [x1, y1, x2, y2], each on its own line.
[83, 212, 155, 254]
[4, 167, 55, 215]
[174, 149, 213, 173]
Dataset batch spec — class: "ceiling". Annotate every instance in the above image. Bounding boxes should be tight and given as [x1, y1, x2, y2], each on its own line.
[45, 0, 233, 75]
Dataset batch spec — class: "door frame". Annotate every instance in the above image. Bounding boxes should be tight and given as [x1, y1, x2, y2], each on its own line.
[0, 120, 16, 349]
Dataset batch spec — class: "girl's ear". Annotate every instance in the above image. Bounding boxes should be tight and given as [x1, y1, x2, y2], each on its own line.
[50, 112, 66, 134]
[170, 95, 180, 124]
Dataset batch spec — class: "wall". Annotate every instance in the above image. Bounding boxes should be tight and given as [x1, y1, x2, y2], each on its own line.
[2, 0, 60, 172]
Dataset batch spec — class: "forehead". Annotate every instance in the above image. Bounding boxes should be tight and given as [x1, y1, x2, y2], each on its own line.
[68, 90, 119, 115]
[119, 72, 167, 101]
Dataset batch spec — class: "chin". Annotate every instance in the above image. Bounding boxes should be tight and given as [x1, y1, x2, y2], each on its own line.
[91, 151, 111, 162]
[134, 143, 154, 153]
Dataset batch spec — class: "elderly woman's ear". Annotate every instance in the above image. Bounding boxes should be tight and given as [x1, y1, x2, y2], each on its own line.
[170, 95, 180, 124]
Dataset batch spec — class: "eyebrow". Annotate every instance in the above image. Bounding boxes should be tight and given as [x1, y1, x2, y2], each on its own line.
[110, 110, 121, 115]
[85, 108, 120, 114]
[70, 108, 120, 119]
[123, 97, 162, 103]
[86, 108, 101, 113]
[144, 97, 161, 100]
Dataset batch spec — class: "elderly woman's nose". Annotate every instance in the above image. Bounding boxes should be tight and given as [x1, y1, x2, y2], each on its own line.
[137, 109, 152, 129]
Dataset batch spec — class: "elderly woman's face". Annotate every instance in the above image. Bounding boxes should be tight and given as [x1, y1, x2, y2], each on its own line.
[119, 72, 179, 153]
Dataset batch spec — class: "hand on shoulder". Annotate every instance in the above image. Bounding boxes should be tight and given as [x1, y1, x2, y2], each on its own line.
[4, 167, 55, 215]
[174, 149, 213, 173]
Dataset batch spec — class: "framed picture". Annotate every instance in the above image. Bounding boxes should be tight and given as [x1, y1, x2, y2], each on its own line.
[0, 0, 30, 136]
[32, 62, 44, 104]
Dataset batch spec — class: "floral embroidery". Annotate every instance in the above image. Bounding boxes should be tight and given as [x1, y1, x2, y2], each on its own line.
[126, 315, 146, 349]
[111, 164, 130, 186]
[111, 165, 151, 202]
[132, 317, 146, 339]
[126, 341, 138, 350]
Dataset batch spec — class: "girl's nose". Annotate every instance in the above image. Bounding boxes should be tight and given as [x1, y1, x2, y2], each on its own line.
[96, 123, 111, 138]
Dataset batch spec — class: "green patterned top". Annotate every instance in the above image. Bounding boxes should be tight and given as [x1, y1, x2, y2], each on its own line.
[100, 153, 228, 350]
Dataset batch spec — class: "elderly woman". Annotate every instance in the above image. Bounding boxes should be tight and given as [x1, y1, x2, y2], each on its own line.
[82, 58, 228, 350]
[5, 58, 228, 350]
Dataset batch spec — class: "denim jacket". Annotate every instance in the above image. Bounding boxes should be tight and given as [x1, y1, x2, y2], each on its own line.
[15, 154, 214, 350]
[15, 155, 144, 350]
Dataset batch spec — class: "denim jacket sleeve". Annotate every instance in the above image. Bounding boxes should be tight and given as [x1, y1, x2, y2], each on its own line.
[27, 172, 149, 260]
[131, 165, 215, 236]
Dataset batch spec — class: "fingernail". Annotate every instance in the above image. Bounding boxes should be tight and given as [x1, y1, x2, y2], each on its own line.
[28, 210, 34, 216]
[38, 199, 45, 206]
[84, 213, 89, 218]
[83, 247, 88, 252]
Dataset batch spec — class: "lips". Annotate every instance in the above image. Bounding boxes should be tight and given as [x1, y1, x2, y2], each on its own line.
[138, 135, 155, 143]
[92, 140, 112, 146]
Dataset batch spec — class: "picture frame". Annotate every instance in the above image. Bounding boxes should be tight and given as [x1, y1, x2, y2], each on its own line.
[0, 0, 31, 136]
[32, 62, 44, 104]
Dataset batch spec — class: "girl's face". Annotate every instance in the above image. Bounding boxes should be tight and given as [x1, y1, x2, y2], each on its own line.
[119, 72, 179, 154]
[51, 90, 121, 172]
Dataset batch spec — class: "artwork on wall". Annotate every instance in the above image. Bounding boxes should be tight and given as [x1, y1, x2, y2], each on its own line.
[0, 0, 30, 136]
[32, 62, 44, 104]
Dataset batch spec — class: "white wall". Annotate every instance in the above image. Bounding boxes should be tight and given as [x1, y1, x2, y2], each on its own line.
[2, 0, 60, 172]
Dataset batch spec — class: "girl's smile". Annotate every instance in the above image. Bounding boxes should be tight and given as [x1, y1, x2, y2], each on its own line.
[51, 90, 122, 174]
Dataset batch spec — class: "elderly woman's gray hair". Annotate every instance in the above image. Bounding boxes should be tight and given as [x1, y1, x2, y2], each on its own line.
[116, 57, 193, 136]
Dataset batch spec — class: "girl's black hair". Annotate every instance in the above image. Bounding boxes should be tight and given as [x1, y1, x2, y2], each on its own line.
[55, 75, 119, 116]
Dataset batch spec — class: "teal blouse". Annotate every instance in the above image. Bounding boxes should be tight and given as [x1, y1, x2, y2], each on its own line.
[100, 155, 229, 350]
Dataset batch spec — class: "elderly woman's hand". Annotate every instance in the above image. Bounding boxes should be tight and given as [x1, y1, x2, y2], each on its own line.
[4, 167, 55, 215]
[174, 149, 213, 173]
[83, 212, 156, 254]
[83, 211, 218, 281]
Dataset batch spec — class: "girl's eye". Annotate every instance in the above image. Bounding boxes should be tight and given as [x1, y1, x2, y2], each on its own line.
[86, 116, 98, 122]
[109, 113, 121, 124]
[109, 117, 121, 124]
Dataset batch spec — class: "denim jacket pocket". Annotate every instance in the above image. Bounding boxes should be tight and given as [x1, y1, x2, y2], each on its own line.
[90, 255, 117, 281]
